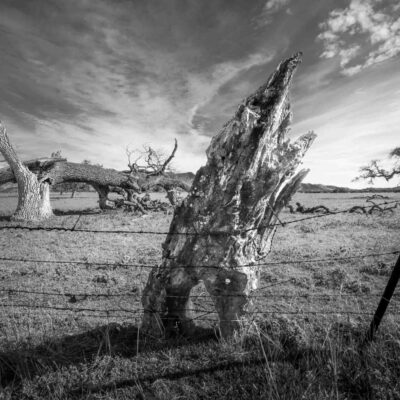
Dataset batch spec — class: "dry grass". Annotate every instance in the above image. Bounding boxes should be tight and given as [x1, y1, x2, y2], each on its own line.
[0, 191, 400, 399]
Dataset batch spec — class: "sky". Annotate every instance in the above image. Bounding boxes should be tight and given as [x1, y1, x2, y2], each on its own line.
[0, 0, 399, 188]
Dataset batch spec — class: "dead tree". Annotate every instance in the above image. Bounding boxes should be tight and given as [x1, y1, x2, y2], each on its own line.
[141, 53, 316, 337]
[348, 199, 397, 215]
[365, 198, 398, 214]
[98, 140, 183, 212]
[122, 140, 182, 210]
[295, 202, 330, 214]
[0, 123, 54, 221]
[126, 139, 176, 172]
[355, 147, 400, 184]
[0, 134, 189, 219]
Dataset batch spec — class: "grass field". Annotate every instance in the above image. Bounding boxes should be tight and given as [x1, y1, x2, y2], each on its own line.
[1, 191, 400, 399]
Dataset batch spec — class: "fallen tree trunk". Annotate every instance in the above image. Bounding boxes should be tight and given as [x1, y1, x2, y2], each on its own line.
[141, 53, 316, 337]
[92, 184, 114, 210]
[0, 152, 191, 217]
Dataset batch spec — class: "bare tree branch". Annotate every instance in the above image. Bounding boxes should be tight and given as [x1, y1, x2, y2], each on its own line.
[125, 140, 177, 176]
[354, 148, 400, 184]
[125, 146, 143, 173]
[147, 138, 178, 176]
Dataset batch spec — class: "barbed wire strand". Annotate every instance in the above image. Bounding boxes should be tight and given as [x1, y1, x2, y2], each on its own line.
[6, 309, 400, 324]
[1, 287, 399, 300]
[0, 250, 397, 270]
[0, 200, 398, 236]
[2, 303, 399, 319]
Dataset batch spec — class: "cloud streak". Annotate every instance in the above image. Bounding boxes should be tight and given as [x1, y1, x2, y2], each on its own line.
[188, 52, 274, 135]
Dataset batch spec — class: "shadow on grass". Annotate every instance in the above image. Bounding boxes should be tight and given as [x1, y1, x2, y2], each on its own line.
[53, 208, 101, 216]
[0, 322, 218, 388]
[66, 334, 340, 398]
[1, 321, 383, 399]
[71, 354, 271, 397]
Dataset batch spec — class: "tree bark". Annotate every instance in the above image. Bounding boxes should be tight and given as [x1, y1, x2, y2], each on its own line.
[141, 53, 316, 337]
[0, 123, 53, 221]
[92, 184, 114, 210]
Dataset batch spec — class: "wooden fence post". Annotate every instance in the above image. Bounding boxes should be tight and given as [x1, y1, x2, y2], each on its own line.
[365, 252, 400, 342]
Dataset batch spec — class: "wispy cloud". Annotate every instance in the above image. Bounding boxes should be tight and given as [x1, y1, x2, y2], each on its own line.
[318, 0, 400, 75]
[188, 52, 274, 135]
[256, 0, 291, 26]
[263, 0, 291, 13]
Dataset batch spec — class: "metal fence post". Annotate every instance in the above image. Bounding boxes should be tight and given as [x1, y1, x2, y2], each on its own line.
[365, 253, 400, 342]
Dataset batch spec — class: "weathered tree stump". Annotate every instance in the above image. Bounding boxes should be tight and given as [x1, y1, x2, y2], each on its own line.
[141, 53, 316, 337]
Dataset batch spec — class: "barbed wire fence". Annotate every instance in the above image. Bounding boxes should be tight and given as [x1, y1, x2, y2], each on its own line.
[1, 199, 398, 235]
[0, 200, 399, 333]
[0, 198, 400, 392]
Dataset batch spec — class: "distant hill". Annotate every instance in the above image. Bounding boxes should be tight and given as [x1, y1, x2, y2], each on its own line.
[298, 183, 351, 193]
[169, 174, 399, 193]
[170, 175, 399, 194]
[298, 183, 400, 193]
